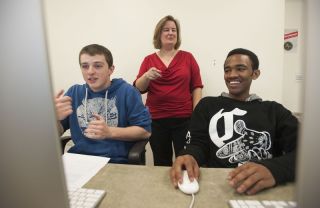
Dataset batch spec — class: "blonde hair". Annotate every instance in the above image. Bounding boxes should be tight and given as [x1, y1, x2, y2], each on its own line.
[153, 15, 181, 49]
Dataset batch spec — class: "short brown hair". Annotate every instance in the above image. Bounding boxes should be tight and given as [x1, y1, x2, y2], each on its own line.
[226, 48, 259, 70]
[79, 44, 113, 67]
[153, 15, 181, 49]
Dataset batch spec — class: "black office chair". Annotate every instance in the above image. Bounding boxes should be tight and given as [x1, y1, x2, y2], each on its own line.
[60, 136, 148, 165]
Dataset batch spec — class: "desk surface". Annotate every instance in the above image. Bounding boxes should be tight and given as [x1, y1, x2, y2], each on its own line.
[84, 164, 295, 208]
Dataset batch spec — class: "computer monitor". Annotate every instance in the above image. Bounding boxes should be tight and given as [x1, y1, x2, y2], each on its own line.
[295, 0, 320, 207]
[0, 0, 69, 207]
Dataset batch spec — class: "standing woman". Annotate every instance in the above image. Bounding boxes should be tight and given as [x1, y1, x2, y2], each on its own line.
[134, 15, 203, 166]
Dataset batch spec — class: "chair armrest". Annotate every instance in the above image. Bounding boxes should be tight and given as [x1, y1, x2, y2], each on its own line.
[128, 139, 149, 165]
[60, 136, 72, 154]
[60, 136, 148, 164]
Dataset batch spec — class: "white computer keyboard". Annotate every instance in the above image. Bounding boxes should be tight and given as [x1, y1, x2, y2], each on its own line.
[68, 187, 106, 208]
[229, 199, 297, 208]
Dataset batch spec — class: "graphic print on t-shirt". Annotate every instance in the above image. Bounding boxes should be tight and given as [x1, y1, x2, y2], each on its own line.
[209, 108, 272, 164]
[77, 96, 118, 134]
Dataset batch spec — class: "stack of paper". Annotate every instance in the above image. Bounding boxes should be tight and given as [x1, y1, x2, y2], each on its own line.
[62, 153, 109, 189]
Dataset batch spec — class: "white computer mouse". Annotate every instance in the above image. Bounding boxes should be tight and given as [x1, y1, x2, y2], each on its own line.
[178, 170, 199, 195]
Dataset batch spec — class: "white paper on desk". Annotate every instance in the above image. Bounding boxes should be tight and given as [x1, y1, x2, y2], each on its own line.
[62, 153, 109, 189]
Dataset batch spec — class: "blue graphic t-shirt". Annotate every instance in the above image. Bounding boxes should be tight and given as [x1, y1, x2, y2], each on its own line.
[60, 78, 151, 163]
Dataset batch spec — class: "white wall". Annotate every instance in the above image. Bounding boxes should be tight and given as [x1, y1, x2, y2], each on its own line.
[283, 0, 304, 113]
[44, 0, 285, 103]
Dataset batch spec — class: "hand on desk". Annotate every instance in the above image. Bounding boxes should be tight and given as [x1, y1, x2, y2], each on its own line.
[228, 162, 276, 195]
[170, 155, 200, 188]
[170, 156, 275, 195]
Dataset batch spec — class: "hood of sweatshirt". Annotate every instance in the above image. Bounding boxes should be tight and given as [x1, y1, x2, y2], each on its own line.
[221, 92, 262, 102]
[86, 78, 126, 96]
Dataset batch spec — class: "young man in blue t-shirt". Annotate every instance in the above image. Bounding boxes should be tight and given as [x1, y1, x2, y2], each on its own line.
[55, 44, 151, 163]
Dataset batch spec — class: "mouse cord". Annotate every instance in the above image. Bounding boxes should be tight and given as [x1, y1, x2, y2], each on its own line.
[189, 193, 195, 208]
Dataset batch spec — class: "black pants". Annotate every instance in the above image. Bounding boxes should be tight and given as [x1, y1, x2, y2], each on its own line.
[149, 117, 190, 166]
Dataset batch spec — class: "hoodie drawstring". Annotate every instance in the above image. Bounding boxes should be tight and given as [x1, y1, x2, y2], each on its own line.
[84, 87, 108, 124]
